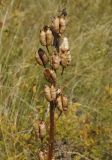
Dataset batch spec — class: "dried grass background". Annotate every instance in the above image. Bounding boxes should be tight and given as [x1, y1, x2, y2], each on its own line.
[0, 0, 112, 159]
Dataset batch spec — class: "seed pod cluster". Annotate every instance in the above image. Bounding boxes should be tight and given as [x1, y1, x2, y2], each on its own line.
[44, 85, 56, 102]
[51, 15, 66, 34]
[39, 27, 54, 46]
[36, 9, 71, 160]
[36, 48, 48, 67]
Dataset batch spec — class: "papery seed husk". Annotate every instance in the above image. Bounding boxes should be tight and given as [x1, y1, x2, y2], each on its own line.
[39, 121, 46, 139]
[57, 96, 63, 111]
[46, 28, 54, 46]
[66, 50, 71, 65]
[60, 52, 68, 67]
[59, 37, 69, 52]
[39, 151, 45, 160]
[44, 150, 48, 160]
[42, 54, 48, 65]
[62, 96, 68, 111]
[39, 30, 46, 46]
[51, 53, 60, 70]
[35, 52, 43, 65]
[59, 16, 66, 33]
[38, 48, 48, 66]
[44, 69, 56, 84]
[56, 89, 62, 96]
[52, 16, 60, 33]
[44, 85, 52, 102]
[50, 85, 56, 100]
[49, 69, 57, 83]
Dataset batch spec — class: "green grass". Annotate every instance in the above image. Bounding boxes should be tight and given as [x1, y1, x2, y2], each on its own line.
[0, 0, 112, 159]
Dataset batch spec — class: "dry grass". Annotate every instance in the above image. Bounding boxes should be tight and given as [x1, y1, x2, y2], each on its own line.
[0, 0, 112, 159]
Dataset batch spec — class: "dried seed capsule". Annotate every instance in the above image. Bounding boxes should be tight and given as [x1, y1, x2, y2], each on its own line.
[62, 96, 68, 111]
[39, 30, 46, 46]
[39, 151, 47, 160]
[46, 28, 54, 46]
[39, 151, 45, 160]
[59, 37, 69, 52]
[60, 52, 68, 68]
[56, 88, 62, 96]
[44, 150, 48, 160]
[66, 50, 71, 65]
[59, 16, 66, 34]
[38, 121, 46, 140]
[50, 85, 56, 100]
[51, 52, 60, 70]
[52, 16, 60, 33]
[57, 96, 63, 111]
[36, 48, 48, 67]
[44, 85, 52, 102]
[44, 69, 56, 84]
[35, 52, 43, 65]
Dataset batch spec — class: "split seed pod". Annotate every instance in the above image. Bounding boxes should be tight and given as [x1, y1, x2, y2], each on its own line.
[51, 52, 60, 70]
[57, 96, 63, 111]
[59, 37, 69, 52]
[39, 30, 46, 46]
[50, 85, 56, 100]
[60, 52, 68, 68]
[44, 69, 56, 84]
[52, 16, 60, 33]
[39, 151, 47, 160]
[62, 96, 68, 111]
[38, 121, 46, 141]
[57, 95, 68, 111]
[59, 16, 66, 34]
[36, 48, 48, 67]
[35, 52, 43, 66]
[46, 28, 54, 46]
[39, 151, 44, 160]
[66, 50, 71, 65]
[44, 85, 52, 102]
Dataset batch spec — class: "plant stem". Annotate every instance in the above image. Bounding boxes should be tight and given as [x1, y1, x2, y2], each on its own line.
[48, 101, 55, 160]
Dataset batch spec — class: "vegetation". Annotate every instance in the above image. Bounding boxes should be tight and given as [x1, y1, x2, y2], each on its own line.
[0, 0, 112, 159]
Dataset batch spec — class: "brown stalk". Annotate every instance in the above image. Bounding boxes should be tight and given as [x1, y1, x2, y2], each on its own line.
[48, 101, 55, 160]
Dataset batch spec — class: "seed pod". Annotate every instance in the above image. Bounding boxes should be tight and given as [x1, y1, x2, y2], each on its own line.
[56, 88, 62, 96]
[35, 52, 43, 65]
[38, 121, 46, 140]
[39, 151, 44, 160]
[46, 28, 54, 46]
[50, 85, 56, 100]
[44, 85, 52, 102]
[44, 150, 48, 160]
[57, 96, 63, 111]
[62, 96, 68, 111]
[60, 52, 68, 68]
[59, 37, 69, 52]
[52, 16, 60, 33]
[44, 69, 56, 84]
[39, 30, 46, 46]
[51, 52, 60, 70]
[66, 50, 71, 65]
[36, 48, 48, 67]
[59, 16, 66, 34]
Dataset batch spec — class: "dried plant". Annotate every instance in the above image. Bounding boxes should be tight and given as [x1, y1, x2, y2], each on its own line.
[35, 9, 71, 160]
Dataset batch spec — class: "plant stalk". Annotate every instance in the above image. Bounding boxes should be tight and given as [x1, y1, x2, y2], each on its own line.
[48, 101, 55, 160]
